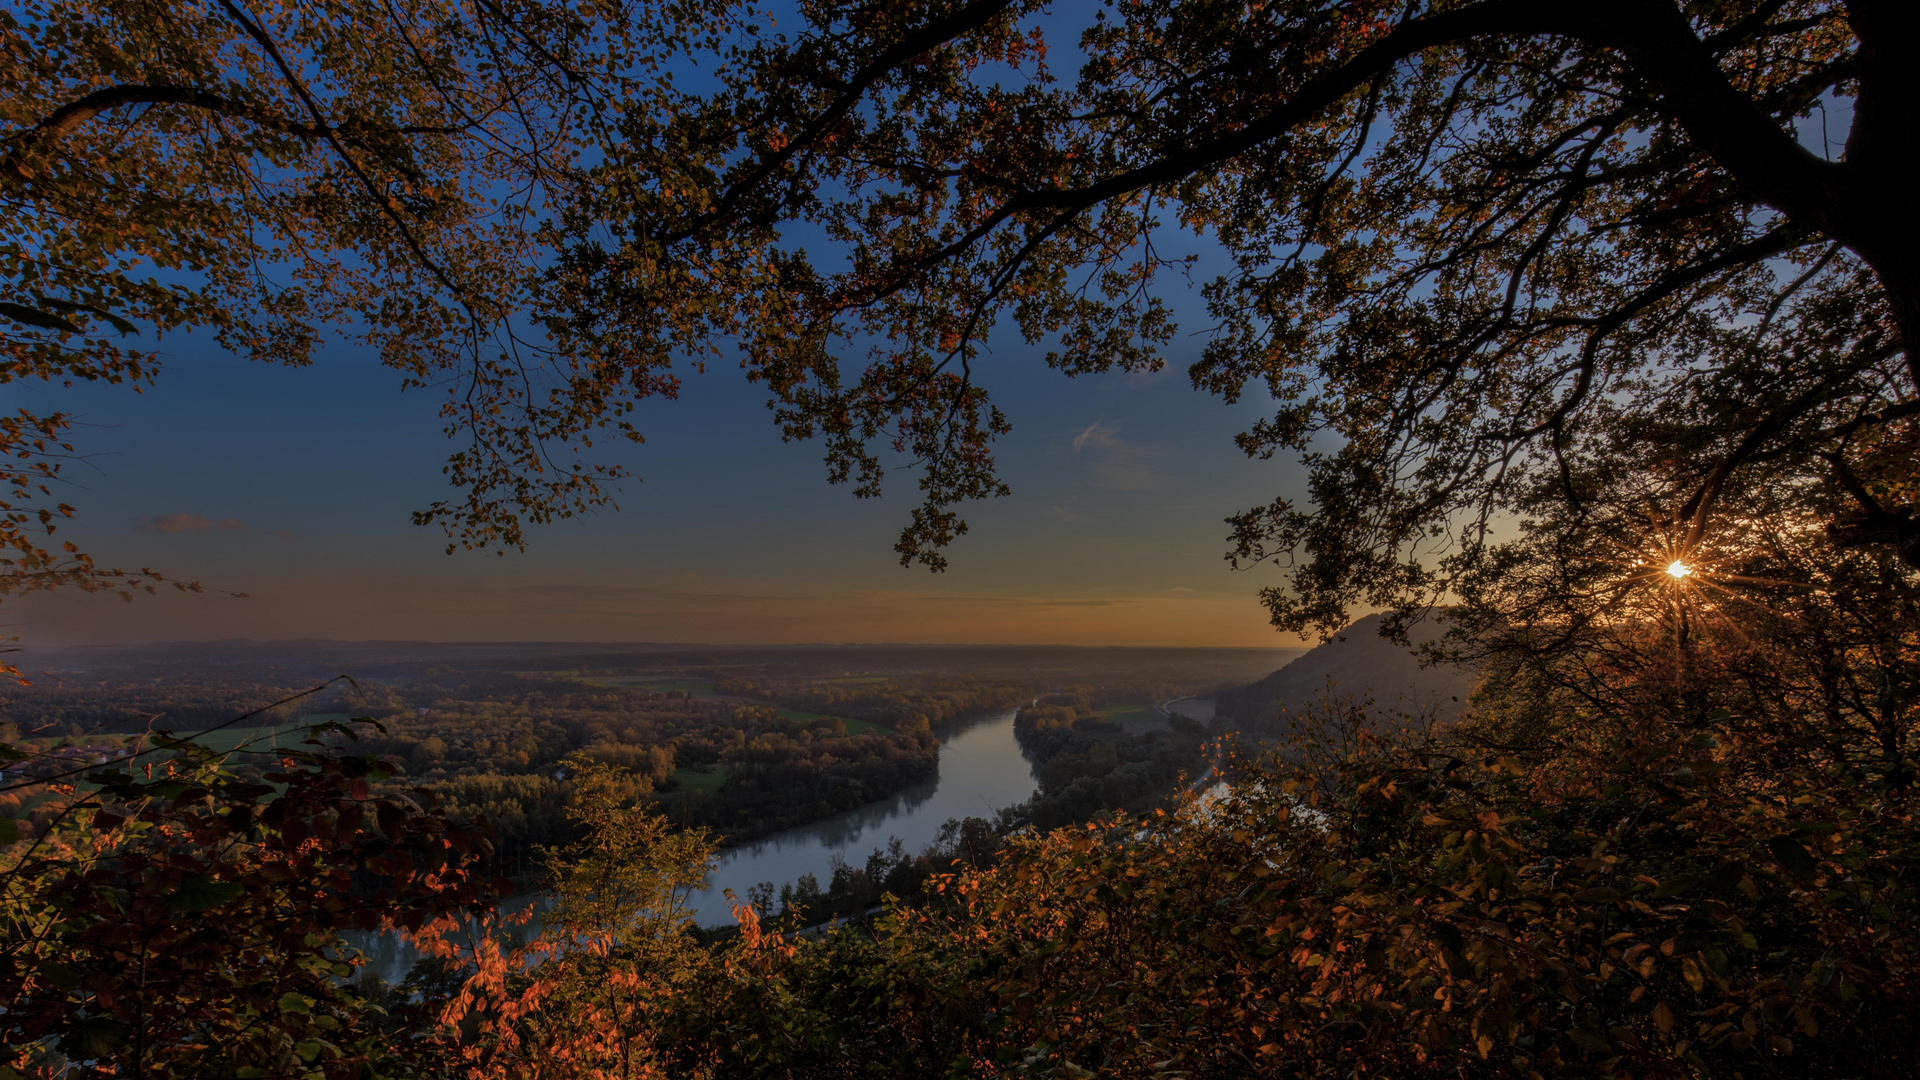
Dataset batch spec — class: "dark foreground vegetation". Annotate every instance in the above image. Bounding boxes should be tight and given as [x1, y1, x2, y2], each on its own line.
[6, 594, 1916, 1078]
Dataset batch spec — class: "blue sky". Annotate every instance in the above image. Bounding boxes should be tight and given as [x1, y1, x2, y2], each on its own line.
[13, 269, 1320, 649]
[8, 3, 1328, 651]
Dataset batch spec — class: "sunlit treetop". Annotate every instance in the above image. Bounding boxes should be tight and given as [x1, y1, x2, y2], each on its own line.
[542, 0, 1919, 638]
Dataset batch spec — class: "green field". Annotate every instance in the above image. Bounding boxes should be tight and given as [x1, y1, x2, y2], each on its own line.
[1096, 704, 1166, 728]
[168, 722, 343, 755]
[579, 676, 722, 697]
[775, 708, 888, 737]
[670, 766, 730, 795]
[35, 721, 338, 757]
[13, 724, 328, 795]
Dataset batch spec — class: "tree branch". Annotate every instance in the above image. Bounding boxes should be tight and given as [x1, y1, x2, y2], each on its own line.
[2, 83, 460, 178]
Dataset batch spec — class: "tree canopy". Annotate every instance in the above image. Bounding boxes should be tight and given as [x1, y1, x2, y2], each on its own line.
[537, 0, 1917, 637]
[0, 0, 734, 624]
[6, 0, 1917, 648]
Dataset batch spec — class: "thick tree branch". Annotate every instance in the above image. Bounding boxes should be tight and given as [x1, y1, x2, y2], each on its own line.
[667, 0, 1021, 244]
[213, 0, 481, 315]
[1589, 2, 1845, 233]
[2, 83, 459, 178]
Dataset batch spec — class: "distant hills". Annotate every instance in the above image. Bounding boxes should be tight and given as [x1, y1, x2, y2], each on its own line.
[1214, 613, 1476, 729]
[17, 639, 1296, 690]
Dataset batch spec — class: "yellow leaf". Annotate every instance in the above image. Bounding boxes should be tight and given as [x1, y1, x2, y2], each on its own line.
[1680, 958, 1705, 993]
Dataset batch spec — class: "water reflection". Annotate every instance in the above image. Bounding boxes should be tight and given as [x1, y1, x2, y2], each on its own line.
[345, 706, 1039, 982]
[343, 891, 553, 988]
[689, 706, 1037, 924]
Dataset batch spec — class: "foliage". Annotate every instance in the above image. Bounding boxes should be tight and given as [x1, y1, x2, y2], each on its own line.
[0, 0, 737, 657]
[0, 720, 501, 1078]
[755, 676, 1043, 737]
[387, 551, 1920, 1079]
[535, 0, 1920, 627]
[806, 726, 1914, 1079]
[1011, 692, 1211, 832]
[424, 762, 717, 1079]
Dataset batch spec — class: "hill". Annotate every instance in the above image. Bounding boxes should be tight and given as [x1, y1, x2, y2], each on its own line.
[1214, 613, 1475, 729]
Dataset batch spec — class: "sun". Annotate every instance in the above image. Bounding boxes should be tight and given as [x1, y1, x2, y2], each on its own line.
[1666, 560, 1693, 580]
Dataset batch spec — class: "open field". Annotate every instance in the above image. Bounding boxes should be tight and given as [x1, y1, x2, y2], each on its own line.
[1096, 704, 1169, 730]
[774, 708, 888, 737]
[671, 766, 730, 795]
[543, 675, 888, 735]
[188, 725, 330, 754]
[575, 676, 726, 698]
[21, 719, 341, 758]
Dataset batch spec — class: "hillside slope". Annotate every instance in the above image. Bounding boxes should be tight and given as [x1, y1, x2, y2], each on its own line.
[1215, 613, 1474, 729]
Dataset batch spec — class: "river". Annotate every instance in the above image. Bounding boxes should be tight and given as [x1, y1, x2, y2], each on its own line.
[345, 704, 1041, 984]
[688, 704, 1039, 924]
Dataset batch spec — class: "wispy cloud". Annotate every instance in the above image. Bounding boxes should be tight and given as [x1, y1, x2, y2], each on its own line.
[138, 514, 246, 534]
[1069, 421, 1113, 454]
[1070, 420, 1162, 490]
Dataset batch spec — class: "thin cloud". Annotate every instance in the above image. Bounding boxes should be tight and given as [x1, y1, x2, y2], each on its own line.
[1070, 420, 1163, 491]
[137, 514, 246, 534]
[1071, 421, 1116, 454]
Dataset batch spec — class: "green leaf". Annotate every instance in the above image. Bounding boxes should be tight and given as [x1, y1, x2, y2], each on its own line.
[65, 1018, 128, 1057]
[1565, 1028, 1611, 1051]
[1650, 875, 1697, 899]
[279, 992, 313, 1014]
[1767, 836, 1818, 879]
[38, 961, 81, 990]
[165, 874, 244, 911]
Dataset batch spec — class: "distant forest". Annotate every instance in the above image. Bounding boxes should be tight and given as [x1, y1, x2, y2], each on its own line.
[0, 643, 1290, 873]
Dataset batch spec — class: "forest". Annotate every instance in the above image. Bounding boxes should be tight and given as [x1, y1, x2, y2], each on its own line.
[0, 645, 1255, 880]
[6, 663, 945, 868]
[6, 0, 1920, 1078]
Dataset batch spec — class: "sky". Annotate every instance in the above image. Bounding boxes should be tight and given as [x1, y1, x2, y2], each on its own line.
[7, 7, 1323, 653]
[11, 267, 1321, 651]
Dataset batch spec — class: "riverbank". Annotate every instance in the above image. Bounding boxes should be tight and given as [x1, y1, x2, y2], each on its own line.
[344, 706, 1041, 982]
